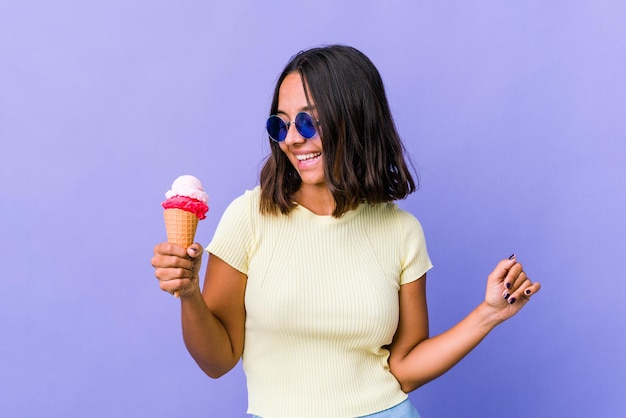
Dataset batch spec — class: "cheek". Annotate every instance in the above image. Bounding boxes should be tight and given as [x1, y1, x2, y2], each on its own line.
[312, 137, 324, 152]
[277, 143, 296, 167]
[278, 142, 290, 157]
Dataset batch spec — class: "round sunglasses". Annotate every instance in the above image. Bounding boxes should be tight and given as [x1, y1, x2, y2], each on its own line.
[266, 112, 318, 142]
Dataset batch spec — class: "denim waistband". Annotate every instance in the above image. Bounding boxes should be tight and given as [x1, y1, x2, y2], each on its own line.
[251, 397, 421, 418]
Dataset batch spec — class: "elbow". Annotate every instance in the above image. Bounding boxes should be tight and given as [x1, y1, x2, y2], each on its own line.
[196, 358, 238, 380]
[201, 363, 235, 379]
[398, 378, 423, 394]
[206, 369, 228, 379]
[393, 369, 423, 393]
[389, 361, 425, 393]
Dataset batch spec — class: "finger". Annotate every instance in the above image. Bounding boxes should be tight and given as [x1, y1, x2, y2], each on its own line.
[153, 262, 194, 284]
[508, 279, 541, 305]
[507, 268, 527, 293]
[503, 263, 523, 290]
[152, 251, 195, 271]
[151, 243, 192, 271]
[489, 256, 518, 284]
[521, 281, 541, 298]
[159, 277, 192, 295]
[153, 248, 197, 283]
[154, 242, 189, 257]
[154, 266, 195, 284]
[502, 266, 527, 302]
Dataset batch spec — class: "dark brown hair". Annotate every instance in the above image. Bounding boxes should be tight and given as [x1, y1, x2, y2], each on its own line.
[260, 45, 417, 217]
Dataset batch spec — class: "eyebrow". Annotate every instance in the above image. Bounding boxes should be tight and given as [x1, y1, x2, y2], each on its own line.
[276, 105, 316, 117]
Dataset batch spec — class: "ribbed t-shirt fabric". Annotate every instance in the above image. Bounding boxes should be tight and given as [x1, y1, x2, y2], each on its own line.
[207, 187, 433, 418]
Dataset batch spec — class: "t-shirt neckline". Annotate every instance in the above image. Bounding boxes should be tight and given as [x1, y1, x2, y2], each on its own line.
[292, 202, 365, 224]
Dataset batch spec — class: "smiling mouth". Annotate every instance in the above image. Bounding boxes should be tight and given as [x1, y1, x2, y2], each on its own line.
[295, 152, 321, 162]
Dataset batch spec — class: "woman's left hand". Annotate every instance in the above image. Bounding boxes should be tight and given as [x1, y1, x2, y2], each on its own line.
[484, 255, 541, 322]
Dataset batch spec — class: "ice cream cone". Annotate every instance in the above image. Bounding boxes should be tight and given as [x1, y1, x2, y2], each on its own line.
[161, 175, 209, 299]
[164, 208, 198, 248]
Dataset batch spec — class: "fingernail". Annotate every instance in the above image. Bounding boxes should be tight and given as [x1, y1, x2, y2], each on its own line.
[508, 297, 516, 304]
[504, 293, 510, 300]
[525, 289, 531, 295]
[508, 253, 516, 260]
[506, 282, 512, 289]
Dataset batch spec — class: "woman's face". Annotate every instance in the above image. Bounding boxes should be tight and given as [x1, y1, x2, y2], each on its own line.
[277, 72, 326, 189]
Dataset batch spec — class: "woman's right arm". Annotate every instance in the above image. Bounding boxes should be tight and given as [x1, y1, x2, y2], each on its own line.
[151, 242, 246, 378]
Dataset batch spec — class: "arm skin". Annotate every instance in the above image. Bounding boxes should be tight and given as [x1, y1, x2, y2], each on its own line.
[151, 242, 247, 378]
[388, 256, 541, 393]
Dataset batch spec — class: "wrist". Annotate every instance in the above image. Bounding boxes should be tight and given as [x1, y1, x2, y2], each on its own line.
[178, 280, 202, 300]
[476, 301, 506, 329]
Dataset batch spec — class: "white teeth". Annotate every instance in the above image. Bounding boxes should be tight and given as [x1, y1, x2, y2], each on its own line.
[295, 152, 321, 161]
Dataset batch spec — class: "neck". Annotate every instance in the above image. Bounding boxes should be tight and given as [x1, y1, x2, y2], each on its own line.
[294, 185, 335, 216]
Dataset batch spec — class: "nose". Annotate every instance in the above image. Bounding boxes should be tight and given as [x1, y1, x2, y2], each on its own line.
[283, 122, 305, 145]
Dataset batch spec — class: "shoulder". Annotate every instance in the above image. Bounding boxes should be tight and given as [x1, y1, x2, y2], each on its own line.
[396, 205, 426, 232]
[364, 202, 424, 228]
[361, 203, 428, 251]
[230, 186, 261, 206]
[222, 186, 261, 215]
[214, 187, 262, 234]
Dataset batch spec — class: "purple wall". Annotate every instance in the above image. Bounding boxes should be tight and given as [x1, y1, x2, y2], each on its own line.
[2, 1, 624, 417]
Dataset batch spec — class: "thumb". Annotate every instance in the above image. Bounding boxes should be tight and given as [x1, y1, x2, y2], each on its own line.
[187, 243, 204, 259]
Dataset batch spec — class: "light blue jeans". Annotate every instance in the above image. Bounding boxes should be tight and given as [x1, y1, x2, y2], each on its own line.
[251, 397, 421, 418]
[358, 398, 421, 418]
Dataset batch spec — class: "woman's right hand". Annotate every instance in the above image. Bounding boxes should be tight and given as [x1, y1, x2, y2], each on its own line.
[151, 242, 204, 297]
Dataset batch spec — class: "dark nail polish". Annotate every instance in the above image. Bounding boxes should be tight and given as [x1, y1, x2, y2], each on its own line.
[509, 297, 516, 304]
[504, 293, 510, 300]
[506, 282, 512, 289]
[525, 289, 531, 295]
[509, 253, 516, 260]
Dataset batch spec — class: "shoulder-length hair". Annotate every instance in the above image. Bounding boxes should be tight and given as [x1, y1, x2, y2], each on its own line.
[260, 44, 417, 217]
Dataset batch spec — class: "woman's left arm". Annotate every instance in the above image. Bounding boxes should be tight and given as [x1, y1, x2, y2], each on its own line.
[388, 256, 541, 393]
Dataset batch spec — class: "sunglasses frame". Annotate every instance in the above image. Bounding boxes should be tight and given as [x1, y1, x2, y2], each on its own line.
[266, 112, 319, 142]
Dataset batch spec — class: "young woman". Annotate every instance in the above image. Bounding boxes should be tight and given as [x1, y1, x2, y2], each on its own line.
[151, 45, 540, 418]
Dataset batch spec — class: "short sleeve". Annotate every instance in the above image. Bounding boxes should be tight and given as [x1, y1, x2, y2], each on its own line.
[397, 211, 433, 285]
[206, 190, 255, 274]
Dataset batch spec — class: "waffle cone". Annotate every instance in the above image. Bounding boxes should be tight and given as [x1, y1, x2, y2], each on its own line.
[164, 208, 198, 248]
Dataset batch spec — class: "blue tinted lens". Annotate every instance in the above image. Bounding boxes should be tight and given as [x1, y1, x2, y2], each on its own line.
[266, 113, 317, 142]
[266, 115, 287, 142]
[295, 112, 317, 139]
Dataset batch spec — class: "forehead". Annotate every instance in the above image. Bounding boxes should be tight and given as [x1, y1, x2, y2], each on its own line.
[277, 72, 312, 113]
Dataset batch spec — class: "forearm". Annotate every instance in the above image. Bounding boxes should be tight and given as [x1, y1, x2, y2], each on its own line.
[180, 290, 240, 378]
[391, 302, 502, 392]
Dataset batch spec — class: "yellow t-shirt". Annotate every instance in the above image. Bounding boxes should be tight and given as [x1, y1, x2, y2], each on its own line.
[207, 187, 433, 418]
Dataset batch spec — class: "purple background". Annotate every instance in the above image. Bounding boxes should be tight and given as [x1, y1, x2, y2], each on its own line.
[1, 1, 625, 417]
